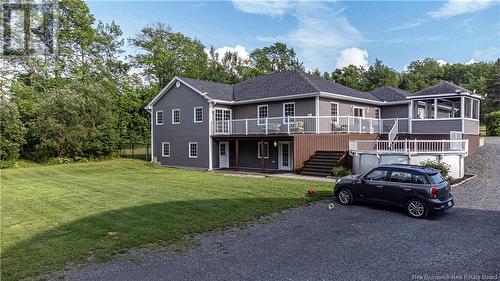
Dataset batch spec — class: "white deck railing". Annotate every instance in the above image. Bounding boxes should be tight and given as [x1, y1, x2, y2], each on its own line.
[212, 116, 409, 135]
[349, 139, 468, 154]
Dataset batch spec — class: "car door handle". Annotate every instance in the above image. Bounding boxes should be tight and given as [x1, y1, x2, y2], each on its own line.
[376, 185, 384, 188]
[403, 188, 411, 191]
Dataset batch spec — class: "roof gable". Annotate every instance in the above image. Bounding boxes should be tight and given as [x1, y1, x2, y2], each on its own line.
[412, 81, 471, 96]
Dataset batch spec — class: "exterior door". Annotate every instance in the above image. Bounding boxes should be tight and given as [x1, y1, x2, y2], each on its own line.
[357, 169, 388, 201]
[450, 131, 462, 151]
[278, 141, 292, 171]
[214, 109, 232, 134]
[219, 141, 229, 168]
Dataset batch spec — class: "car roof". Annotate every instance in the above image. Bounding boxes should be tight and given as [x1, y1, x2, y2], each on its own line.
[376, 164, 440, 174]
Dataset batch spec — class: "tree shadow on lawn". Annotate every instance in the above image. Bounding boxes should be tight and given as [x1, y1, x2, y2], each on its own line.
[2, 196, 325, 281]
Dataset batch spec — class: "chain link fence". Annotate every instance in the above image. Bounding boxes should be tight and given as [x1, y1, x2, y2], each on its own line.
[117, 143, 151, 161]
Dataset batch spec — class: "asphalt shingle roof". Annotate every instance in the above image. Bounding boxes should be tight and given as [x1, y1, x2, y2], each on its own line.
[369, 86, 410, 102]
[177, 72, 471, 104]
[412, 81, 471, 96]
[178, 77, 234, 101]
[181, 70, 381, 102]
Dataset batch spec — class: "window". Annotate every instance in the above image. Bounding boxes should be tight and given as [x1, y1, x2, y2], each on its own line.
[214, 108, 231, 133]
[413, 174, 428, 184]
[172, 109, 180, 124]
[283, 102, 295, 124]
[189, 142, 198, 158]
[365, 170, 388, 181]
[465, 98, 472, 118]
[156, 111, 164, 125]
[258, 105, 268, 125]
[374, 108, 380, 119]
[429, 173, 446, 184]
[257, 141, 269, 159]
[389, 171, 412, 183]
[331, 102, 339, 122]
[353, 107, 364, 117]
[162, 142, 170, 157]
[194, 107, 203, 123]
[472, 99, 479, 120]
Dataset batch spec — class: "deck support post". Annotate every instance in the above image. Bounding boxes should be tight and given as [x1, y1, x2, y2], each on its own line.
[260, 139, 265, 173]
[235, 139, 239, 171]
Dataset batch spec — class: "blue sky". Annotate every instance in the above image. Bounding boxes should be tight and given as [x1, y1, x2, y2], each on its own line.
[87, 0, 500, 72]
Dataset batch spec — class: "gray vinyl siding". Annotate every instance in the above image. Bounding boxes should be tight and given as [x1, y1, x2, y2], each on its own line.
[152, 84, 209, 168]
[380, 104, 409, 119]
[464, 119, 479, 135]
[318, 97, 379, 118]
[232, 98, 316, 119]
[411, 119, 462, 134]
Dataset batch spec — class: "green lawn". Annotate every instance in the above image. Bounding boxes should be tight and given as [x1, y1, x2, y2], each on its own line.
[1, 159, 331, 280]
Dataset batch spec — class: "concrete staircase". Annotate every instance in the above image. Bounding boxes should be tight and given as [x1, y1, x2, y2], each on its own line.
[301, 151, 346, 177]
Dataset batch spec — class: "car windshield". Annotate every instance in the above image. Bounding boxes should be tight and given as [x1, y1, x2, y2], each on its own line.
[429, 173, 446, 184]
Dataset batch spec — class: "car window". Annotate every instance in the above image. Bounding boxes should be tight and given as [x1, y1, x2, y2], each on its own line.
[429, 173, 446, 184]
[388, 171, 412, 183]
[365, 170, 388, 181]
[413, 174, 428, 184]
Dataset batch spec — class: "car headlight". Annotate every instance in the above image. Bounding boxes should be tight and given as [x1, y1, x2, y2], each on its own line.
[336, 178, 341, 184]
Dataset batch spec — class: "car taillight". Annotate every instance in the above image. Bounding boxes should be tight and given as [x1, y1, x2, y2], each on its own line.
[430, 187, 438, 199]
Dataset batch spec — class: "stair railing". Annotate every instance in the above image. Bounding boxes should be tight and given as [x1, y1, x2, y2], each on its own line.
[388, 118, 399, 147]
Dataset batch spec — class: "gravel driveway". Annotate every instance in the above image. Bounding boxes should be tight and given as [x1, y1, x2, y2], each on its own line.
[63, 138, 500, 281]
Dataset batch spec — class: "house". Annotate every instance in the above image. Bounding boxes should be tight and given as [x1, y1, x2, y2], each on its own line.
[145, 70, 482, 178]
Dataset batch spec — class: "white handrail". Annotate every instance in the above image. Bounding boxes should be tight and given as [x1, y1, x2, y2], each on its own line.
[349, 139, 468, 154]
[212, 116, 409, 135]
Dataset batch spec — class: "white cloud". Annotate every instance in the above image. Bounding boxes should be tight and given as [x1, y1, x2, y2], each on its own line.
[427, 0, 494, 18]
[389, 21, 423, 31]
[470, 47, 500, 62]
[386, 35, 445, 44]
[205, 45, 250, 62]
[336, 47, 369, 69]
[235, 1, 362, 70]
[436, 59, 448, 66]
[232, 0, 293, 17]
[465, 58, 476, 65]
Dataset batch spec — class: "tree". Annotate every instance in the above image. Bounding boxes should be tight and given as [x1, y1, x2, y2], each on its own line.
[130, 23, 208, 87]
[249, 42, 303, 75]
[330, 65, 367, 91]
[399, 58, 445, 91]
[0, 101, 26, 161]
[31, 82, 118, 160]
[365, 59, 399, 91]
[485, 59, 500, 116]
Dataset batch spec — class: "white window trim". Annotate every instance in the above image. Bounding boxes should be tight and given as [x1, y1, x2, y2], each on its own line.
[172, 109, 180, 124]
[374, 108, 381, 119]
[330, 102, 339, 122]
[189, 142, 198, 158]
[162, 142, 170, 157]
[283, 102, 295, 124]
[353, 106, 365, 117]
[194, 107, 203, 123]
[257, 141, 269, 159]
[257, 105, 268, 126]
[156, 110, 164, 125]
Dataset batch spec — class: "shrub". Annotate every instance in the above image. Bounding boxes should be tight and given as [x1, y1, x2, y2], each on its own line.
[0, 160, 17, 169]
[484, 111, 500, 136]
[46, 157, 73, 165]
[0, 100, 26, 161]
[295, 164, 304, 174]
[420, 160, 452, 180]
[331, 166, 350, 177]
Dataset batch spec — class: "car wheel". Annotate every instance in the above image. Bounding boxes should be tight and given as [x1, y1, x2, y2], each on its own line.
[406, 199, 429, 218]
[337, 188, 353, 205]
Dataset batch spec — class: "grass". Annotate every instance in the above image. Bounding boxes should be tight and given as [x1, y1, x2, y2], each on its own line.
[0, 159, 331, 280]
[480, 125, 486, 136]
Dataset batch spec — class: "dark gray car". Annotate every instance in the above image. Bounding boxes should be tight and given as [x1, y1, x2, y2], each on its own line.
[333, 164, 454, 218]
